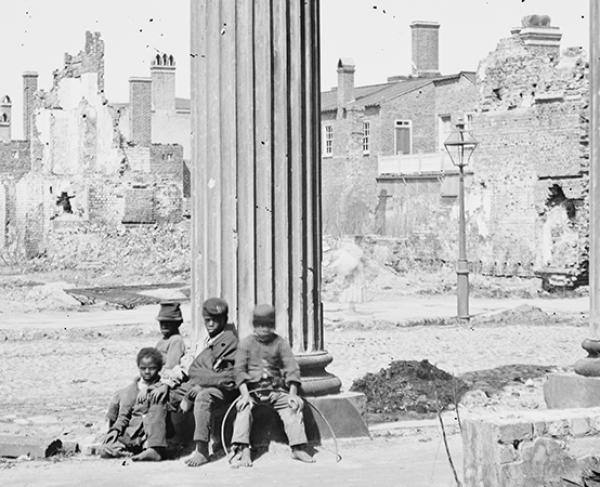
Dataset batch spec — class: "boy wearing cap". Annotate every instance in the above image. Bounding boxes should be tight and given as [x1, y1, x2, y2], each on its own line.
[230, 304, 314, 467]
[173, 297, 238, 467]
[100, 347, 169, 461]
[105, 302, 187, 426]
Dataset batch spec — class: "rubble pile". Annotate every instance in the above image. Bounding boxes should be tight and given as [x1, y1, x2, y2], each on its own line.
[350, 359, 469, 422]
[33, 222, 190, 282]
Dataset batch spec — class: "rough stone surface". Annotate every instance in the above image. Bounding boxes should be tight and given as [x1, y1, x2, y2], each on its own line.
[463, 408, 600, 487]
[544, 373, 600, 409]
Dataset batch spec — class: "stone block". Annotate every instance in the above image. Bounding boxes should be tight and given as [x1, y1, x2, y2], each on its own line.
[547, 419, 570, 438]
[544, 373, 600, 409]
[570, 417, 590, 437]
[496, 421, 533, 444]
[463, 409, 600, 487]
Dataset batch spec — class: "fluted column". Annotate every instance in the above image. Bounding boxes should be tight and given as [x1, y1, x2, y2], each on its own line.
[575, 0, 600, 376]
[191, 0, 340, 396]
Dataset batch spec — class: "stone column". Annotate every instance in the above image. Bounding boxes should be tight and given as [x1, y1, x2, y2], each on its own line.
[544, 1, 600, 407]
[574, 0, 600, 376]
[190, 0, 340, 396]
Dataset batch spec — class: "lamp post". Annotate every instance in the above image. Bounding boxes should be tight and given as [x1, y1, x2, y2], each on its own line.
[444, 120, 478, 320]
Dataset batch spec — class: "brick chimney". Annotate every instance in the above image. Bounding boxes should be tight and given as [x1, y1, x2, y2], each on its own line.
[410, 21, 440, 77]
[512, 15, 562, 57]
[0, 95, 11, 143]
[22, 71, 38, 141]
[150, 53, 176, 113]
[129, 77, 152, 146]
[337, 58, 355, 108]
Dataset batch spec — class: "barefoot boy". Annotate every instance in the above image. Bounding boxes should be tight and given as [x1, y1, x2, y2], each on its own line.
[100, 347, 168, 461]
[230, 304, 314, 467]
[106, 302, 187, 426]
[170, 297, 238, 467]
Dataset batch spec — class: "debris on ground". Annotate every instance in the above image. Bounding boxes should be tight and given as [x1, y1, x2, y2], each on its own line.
[350, 360, 469, 423]
[350, 360, 558, 423]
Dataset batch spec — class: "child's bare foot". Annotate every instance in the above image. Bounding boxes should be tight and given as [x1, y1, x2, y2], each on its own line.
[231, 446, 252, 468]
[291, 447, 315, 463]
[185, 451, 209, 467]
[131, 447, 162, 462]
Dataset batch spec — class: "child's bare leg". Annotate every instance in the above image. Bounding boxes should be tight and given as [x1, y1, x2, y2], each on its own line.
[131, 447, 163, 462]
[230, 444, 252, 468]
[291, 445, 315, 463]
[185, 441, 209, 467]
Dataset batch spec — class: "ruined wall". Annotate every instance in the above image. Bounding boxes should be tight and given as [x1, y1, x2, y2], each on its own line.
[472, 33, 589, 276]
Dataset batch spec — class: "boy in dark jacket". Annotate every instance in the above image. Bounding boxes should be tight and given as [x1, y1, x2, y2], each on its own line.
[230, 304, 314, 467]
[170, 297, 238, 467]
[100, 347, 168, 461]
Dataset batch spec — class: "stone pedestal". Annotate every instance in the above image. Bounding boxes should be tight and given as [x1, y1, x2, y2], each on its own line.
[544, 372, 600, 409]
[190, 0, 358, 416]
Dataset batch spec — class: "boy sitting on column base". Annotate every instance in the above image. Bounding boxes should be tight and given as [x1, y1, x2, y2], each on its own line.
[230, 304, 314, 467]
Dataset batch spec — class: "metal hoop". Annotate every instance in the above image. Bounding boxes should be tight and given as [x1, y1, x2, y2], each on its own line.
[220, 388, 342, 463]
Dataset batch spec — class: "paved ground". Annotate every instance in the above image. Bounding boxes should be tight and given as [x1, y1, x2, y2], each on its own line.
[0, 434, 463, 487]
[0, 293, 590, 485]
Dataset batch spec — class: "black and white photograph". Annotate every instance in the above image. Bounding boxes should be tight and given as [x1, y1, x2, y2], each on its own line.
[0, 0, 596, 485]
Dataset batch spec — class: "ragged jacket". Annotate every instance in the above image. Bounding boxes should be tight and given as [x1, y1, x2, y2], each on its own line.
[110, 378, 161, 439]
[187, 327, 238, 388]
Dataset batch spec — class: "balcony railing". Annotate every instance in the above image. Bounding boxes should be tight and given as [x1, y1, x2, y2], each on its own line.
[378, 151, 468, 176]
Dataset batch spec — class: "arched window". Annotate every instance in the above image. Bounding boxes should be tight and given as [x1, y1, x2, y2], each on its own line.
[168, 55, 174, 66]
[1, 113, 7, 123]
[155, 54, 161, 66]
[162, 53, 168, 65]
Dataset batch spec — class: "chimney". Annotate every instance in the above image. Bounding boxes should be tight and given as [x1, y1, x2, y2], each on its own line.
[129, 77, 152, 146]
[515, 15, 562, 57]
[150, 53, 176, 113]
[22, 71, 38, 141]
[0, 95, 11, 143]
[337, 58, 355, 108]
[410, 21, 440, 77]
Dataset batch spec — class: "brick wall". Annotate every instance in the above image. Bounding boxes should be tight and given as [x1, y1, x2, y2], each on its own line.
[471, 35, 589, 275]
[129, 78, 152, 147]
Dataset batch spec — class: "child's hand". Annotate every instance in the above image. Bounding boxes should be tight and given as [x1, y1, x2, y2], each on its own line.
[236, 393, 254, 412]
[149, 384, 169, 404]
[287, 395, 302, 412]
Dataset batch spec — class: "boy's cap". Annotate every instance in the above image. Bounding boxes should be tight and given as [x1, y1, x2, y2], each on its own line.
[156, 301, 183, 322]
[252, 304, 275, 325]
[202, 297, 228, 318]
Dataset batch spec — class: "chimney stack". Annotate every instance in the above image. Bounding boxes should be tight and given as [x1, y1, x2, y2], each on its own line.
[22, 71, 38, 141]
[129, 77, 152, 146]
[337, 58, 355, 108]
[410, 21, 440, 77]
[513, 15, 562, 57]
[150, 53, 176, 113]
[0, 95, 12, 143]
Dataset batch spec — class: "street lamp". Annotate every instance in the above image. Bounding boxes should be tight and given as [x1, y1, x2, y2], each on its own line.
[444, 119, 478, 320]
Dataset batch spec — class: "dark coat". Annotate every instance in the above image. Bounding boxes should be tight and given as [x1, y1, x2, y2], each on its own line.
[187, 327, 238, 388]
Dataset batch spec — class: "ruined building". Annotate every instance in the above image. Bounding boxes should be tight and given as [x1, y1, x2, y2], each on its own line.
[0, 32, 187, 258]
[320, 21, 479, 237]
[468, 15, 588, 282]
[323, 15, 589, 284]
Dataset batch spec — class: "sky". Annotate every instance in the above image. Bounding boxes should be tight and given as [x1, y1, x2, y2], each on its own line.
[0, 0, 590, 139]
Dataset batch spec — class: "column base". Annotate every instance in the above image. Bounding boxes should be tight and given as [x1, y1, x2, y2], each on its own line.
[297, 351, 342, 396]
[544, 372, 600, 408]
[574, 339, 600, 376]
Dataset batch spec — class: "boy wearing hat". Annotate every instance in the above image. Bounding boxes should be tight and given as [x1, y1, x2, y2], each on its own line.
[100, 347, 169, 461]
[106, 302, 187, 427]
[230, 304, 314, 467]
[173, 297, 239, 467]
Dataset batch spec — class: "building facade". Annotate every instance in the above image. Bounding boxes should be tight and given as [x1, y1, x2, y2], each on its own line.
[0, 32, 187, 258]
